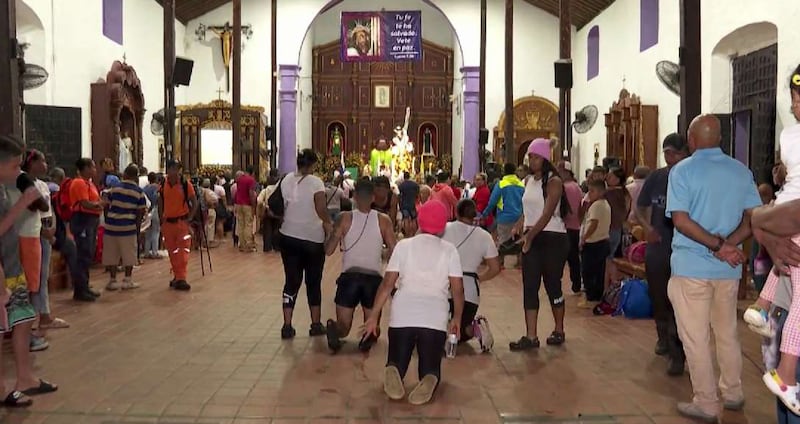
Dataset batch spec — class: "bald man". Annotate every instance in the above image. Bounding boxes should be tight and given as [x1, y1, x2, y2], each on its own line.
[665, 115, 762, 422]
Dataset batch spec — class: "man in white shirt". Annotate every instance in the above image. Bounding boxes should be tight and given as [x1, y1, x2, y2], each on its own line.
[324, 179, 397, 353]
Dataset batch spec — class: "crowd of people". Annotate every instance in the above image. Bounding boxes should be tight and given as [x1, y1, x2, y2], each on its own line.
[1, 65, 799, 421]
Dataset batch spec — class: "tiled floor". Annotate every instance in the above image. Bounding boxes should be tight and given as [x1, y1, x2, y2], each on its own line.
[0, 243, 776, 423]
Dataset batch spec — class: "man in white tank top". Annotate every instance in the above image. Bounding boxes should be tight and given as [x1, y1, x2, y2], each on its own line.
[324, 179, 397, 353]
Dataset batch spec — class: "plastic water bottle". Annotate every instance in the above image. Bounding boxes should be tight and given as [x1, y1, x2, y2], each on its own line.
[445, 333, 458, 359]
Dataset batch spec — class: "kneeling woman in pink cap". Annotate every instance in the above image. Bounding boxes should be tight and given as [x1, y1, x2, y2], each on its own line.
[509, 138, 571, 351]
[365, 200, 465, 405]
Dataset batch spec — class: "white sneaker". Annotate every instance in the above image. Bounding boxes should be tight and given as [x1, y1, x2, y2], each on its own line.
[121, 279, 140, 290]
[744, 306, 774, 337]
[764, 369, 800, 415]
[106, 280, 122, 291]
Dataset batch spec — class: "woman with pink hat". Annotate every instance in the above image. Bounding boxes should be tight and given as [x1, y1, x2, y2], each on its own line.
[365, 200, 465, 405]
[509, 138, 571, 351]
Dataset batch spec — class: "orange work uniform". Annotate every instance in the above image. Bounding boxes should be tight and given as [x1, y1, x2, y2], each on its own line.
[161, 179, 195, 281]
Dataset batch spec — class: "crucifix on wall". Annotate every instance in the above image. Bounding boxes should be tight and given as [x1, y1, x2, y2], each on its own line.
[195, 22, 253, 92]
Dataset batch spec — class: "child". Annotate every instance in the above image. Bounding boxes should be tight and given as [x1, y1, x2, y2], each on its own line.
[578, 180, 611, 309]
[0, 134, 58, 407]
[103, 164, 147, 291]
[743, 65, 800, 412]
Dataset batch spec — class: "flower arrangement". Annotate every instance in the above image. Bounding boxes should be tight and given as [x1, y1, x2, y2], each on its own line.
[196, 165, 232, 178]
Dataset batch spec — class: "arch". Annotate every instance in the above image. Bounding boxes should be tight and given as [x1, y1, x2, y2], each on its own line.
[297, 0, 465, 68]
[711, 21, 778, 57]
[639, 0, 658, 52]
[492, 96, 560, 164]
[587, 25, 599, 80]
[16, 0, 44, 33]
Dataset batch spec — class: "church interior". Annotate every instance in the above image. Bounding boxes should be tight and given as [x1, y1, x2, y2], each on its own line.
[1, 0, 799, 422]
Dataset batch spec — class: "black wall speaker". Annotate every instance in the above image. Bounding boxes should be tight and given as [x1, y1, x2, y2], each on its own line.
[479, 128, 489, 145]
[554, 60, 573, 89]
[173, 57, 194, 86]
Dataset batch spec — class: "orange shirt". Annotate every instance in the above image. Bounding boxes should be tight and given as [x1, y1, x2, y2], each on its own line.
[162, 179, 195, 218]
[70, 177, 101, 216]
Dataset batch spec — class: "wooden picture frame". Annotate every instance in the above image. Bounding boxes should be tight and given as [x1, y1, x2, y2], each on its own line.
[374, 85, 391, 108]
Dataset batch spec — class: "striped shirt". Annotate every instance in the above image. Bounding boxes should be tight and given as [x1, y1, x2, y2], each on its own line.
[105, 181, 147, 236]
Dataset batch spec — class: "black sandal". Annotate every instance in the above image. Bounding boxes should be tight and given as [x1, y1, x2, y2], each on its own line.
[546, 331, 565, 346]
[21, 379, 58, 396]
[2, 391, 32, 408]
[509, 336, 540, 351]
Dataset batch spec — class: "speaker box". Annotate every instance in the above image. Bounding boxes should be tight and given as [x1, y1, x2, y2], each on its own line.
[173, 57, 194, 86]
[479, 128, 489, 145]
[554, 60, 573, 89]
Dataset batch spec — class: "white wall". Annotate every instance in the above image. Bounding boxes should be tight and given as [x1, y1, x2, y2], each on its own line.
[484, 0, 561, 150]
[183, 0, 271, 112]
[298, 25, 314, 151]
[18, 0, 186, 171]
[571, 0, 680, 175]
[572, 0, 800, 176]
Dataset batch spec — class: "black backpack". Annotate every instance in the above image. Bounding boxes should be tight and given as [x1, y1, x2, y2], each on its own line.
[267, 175, 287, 218]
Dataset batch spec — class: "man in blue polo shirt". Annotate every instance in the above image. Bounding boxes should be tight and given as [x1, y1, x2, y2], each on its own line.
[665, 114, 762, 422]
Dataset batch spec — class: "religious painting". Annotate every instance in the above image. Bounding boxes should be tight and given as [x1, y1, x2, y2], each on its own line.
[374, 85, 391, 109]
[341, 11, 422, 62]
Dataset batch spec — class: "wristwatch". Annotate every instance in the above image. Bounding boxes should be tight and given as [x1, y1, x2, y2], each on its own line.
[710, 236, 724, 253]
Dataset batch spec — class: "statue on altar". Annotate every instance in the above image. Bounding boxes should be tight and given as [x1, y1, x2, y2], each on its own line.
[330, 126, 343, 156]
[391, 107, 415, 178]
[369, 138, 393, 177]
[422, 127, 434, 155]
[119, 132, 133, 168]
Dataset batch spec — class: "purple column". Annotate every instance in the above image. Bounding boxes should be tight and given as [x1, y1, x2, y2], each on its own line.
[461, 66, 480, 182]
[278, 65, 300, 174]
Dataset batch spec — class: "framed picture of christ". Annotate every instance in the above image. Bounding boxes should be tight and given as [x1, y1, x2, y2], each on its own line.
[374, 85, 391, 108]
[341, 12, 383, 62]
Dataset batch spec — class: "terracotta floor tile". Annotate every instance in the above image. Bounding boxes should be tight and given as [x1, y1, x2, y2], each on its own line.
[8, 247, 777, 423]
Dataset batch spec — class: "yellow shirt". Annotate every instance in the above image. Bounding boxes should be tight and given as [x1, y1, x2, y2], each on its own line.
[584, 199, 611, 243]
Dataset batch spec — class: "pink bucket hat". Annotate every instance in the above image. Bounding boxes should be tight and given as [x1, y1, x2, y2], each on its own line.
[527, 138, 552, 160]
[418, 200, 448, 235]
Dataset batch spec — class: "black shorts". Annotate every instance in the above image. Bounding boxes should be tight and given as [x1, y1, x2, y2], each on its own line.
[448, 300, 479, 342]
[334, 272, 383, 309]
[401, 209, 417, 220]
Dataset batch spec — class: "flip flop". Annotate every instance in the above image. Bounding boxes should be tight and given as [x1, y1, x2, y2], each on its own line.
[38, 318, 70, 330]
[2, 391, 32, 407]
[21, 379, 58, 396]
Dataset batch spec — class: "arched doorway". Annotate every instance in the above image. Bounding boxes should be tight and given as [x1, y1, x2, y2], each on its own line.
[493, 96, 560, 165]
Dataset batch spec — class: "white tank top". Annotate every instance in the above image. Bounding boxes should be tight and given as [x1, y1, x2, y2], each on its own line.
[342, 209, 384, 274]
[522, 174, 567, 233]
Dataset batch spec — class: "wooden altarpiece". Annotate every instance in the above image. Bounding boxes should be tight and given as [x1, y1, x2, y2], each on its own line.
[493, 95, 561, 164]
[604, 89, 659, 176]
[176, 99, 267, 179]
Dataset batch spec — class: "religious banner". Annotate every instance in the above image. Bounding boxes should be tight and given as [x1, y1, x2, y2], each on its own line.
[341, 11, 422, 62]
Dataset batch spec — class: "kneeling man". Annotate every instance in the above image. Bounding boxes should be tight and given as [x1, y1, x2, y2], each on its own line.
[325, 179, 397, 353]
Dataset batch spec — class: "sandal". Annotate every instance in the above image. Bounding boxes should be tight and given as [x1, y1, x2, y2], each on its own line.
[546, 331, 565, 346]
[509, 336, 540, 351]
[39, 318, 70, 330]
[2, 391, 32, 407]
[21, 379, 58, 396]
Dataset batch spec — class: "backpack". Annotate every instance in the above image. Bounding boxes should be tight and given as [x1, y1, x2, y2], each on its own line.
[614, 278, 652, 319]
[625, 241, 647, 264]
[267, 175, 287, 218]
[56, 177, 75, 222]
[593, 281, 623, 316]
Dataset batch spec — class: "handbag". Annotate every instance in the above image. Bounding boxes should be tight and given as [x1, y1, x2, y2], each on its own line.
[267, 175, 287, 218]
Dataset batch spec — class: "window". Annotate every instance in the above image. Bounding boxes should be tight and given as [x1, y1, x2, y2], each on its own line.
[587, 26, 599, 80]
[102, 0, 123, 45]
[640, 0, 659, 52]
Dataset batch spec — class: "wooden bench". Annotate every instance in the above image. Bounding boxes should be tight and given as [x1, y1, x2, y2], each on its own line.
[613, 258, 646, 280]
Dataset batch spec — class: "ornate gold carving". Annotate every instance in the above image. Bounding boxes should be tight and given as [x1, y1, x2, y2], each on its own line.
[176, 99, 265, 113]
[494, 95, 560, 137]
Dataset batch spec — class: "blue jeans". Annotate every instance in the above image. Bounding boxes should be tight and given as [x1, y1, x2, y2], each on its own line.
[773, 306, 800, 423]
[145, 208, 161, 255]
[70, 212, 99, 292]
[31, 237, 52, 315]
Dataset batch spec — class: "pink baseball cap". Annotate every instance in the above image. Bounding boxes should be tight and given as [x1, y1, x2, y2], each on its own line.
[527, 138, 551, 160]
[418, 200, 448, 235]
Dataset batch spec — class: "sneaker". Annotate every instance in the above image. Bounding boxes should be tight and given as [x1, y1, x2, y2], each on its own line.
[309, 322, 326, 337]
[326, 319, 343, 353]
[170, 280, 191, 291]
[106, 280, 122, 291]
[676, 402, 718, 423]
[358, 331, 379, 352]
[29, 335, 49, 352]
[121, 279, 140, 290]
[546, 331, 566, 346]
[743, 305, 774, 337]
[509, 336, 539, 351]
[723, 398, 745, 411]
[281, 324, 296, 340]
[407, 374, 438, 405]
[764, 369, 800, 415]
[73, 291, 97, 302]
[654, 339, 669, 356]
[383, 365, 405, 400]
[473, 316, 494, 353]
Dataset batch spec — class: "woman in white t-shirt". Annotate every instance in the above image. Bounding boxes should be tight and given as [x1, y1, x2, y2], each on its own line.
[510, 138, 570, 351]
[443, 199, 500, 350]
[278, 149, 334, 340]
[365, 200, 464, 405]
